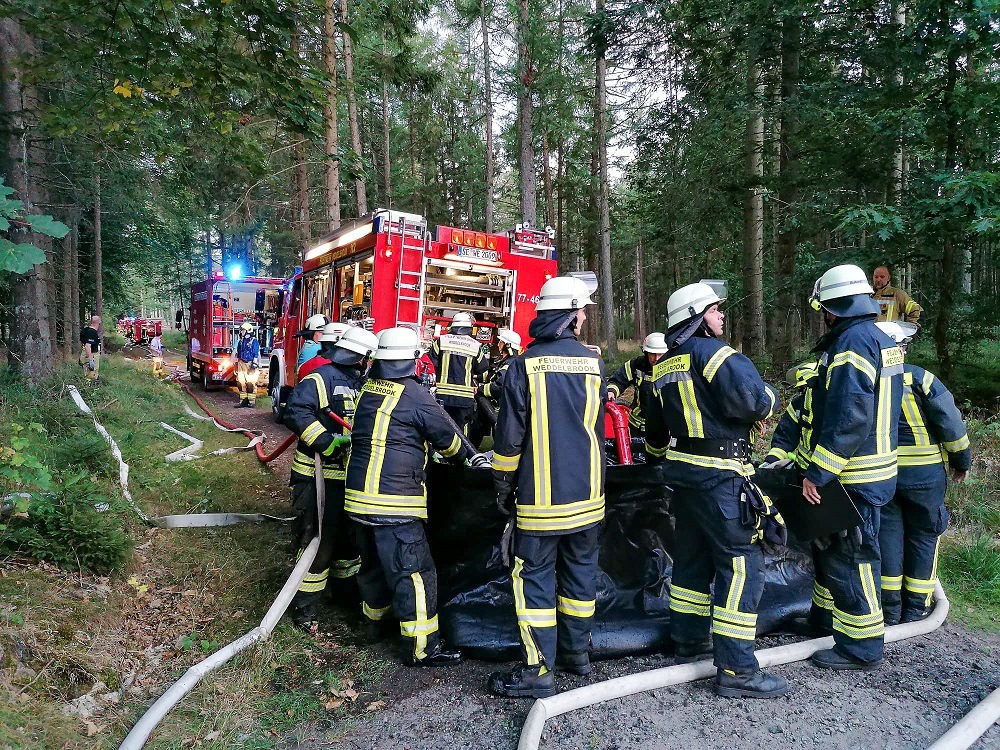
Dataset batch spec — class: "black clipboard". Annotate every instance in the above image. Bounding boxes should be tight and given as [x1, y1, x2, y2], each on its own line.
[766, 475, 862, 541]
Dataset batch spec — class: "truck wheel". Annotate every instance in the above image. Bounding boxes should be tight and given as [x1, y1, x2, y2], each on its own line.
[271, 383, 285, 424]
[201, 367, 213, 391]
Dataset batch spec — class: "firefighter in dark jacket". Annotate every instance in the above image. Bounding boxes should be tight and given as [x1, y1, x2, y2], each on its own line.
[283, 327, 379, 631]
[488, 276, 606, 699]
[875, 322, 970, 624]
[428, 311, 489, 435]
[763, 362, 819, 466]
[346, 327, 489, 666]
[607, 332, 669, 462]
[481, 328, 522, 403]
[651, 282, 786, 699]
[799, 264, 904, 671]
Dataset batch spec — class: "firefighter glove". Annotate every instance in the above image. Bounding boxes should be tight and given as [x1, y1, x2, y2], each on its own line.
[741, 478, 788, 555]
[324, 434, 351, 458]
[469, 453, 491, 468]
[494, 472, 516, 517]
[499, 520, 516, 568]
[292, 497, 319, 549]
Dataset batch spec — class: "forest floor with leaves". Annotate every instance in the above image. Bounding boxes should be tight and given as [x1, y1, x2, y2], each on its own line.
[1, 351, 999, 750]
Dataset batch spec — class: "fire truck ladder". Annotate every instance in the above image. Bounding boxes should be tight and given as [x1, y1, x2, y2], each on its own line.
[392, 216, 430, 328]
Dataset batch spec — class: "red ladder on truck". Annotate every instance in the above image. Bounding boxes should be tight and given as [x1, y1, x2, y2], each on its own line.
[392, 215, 429, 328]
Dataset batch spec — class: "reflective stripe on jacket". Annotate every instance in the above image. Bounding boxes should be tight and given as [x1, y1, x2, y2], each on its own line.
[492, 325, 606, 535]
[897, 364, 971, 486]
[651, 335, 779, 488]
[766, 393, 804, 464]
[428, 334, 488, 405]
[608, 354, 655, 431]
[283, 363, 361, 480]
[482, 357, 513, 401]
[345, 377, 471, 521]
[798, 317, 904, 504]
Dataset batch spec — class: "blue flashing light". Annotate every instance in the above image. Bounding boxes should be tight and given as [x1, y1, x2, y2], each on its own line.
[227, 264, 243, 281]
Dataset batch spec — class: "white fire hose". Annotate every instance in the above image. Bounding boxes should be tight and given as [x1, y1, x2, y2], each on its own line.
[517, 582, 984, 750]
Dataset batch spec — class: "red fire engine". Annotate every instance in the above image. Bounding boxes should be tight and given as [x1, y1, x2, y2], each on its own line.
[268, 209, 557, 419]
[187, 271, 284, 390]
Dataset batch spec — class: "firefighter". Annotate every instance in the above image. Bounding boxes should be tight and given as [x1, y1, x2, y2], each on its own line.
[150, 331, 165, 376]
[300, 322, 349, 379]
[481, 329, 523, 403]
[428, 311, 489, 435]
[872, 265, 922, 325]
[488, 276, 606, 699]
[800, 264, 904, 670]
[283, 327, 379, 631]
[296, 313, 331, 371]
[345, 327, 488, 666]
[607, 332, 669, 463]
[762, 362, 819, 467]
[79, 315, 102, 384]
[874, 322, 970, 625]
[651, 282, 786, 699]
[234, 321, 261, 408]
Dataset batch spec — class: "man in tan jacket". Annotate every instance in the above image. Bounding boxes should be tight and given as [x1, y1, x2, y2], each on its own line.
[872, 266, 922, 325]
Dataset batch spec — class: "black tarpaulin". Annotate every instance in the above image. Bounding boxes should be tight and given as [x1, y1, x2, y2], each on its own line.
[426, 462, 815, 661]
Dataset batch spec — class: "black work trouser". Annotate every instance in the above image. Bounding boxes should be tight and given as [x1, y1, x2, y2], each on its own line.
[669, 479, 765, 674]
[441, 403, 476, 437]
[512, 524, 601, 671]
[812, 493, 885, 663]
[878, 474, 948, 625]
[352, 520, 441, 661]
[290, 476, 360, 613]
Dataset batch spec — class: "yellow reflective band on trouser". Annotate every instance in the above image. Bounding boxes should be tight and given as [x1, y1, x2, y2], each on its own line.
[516, 496, 605, 533]
[881, 575, 903, 592]
[344, 489, 428, 519]
[943, 434, 971, 453]
[363, 602, 393, 622]
[400, 572, 437, 661]
[513, 557, 548, 666]
[726, 556, 747, 610]
[833, 562, 884, 640]
[301, 420, 326, 446]
[669, 584, 712, 618]
[712, 605, 758, 641]
[665, 449, 754, 476]
[678, 379, 704, 437]
[812, 582, 834, 611]
[332, 557, 361, 579]
[557, 595, 596, 618]
[440, 434, 463, 458]
[298, 568, 329, 593]
[492, 452, 521, 471]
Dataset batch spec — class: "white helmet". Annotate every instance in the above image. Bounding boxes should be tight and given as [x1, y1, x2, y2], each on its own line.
[874, 321, 905, 342]
[497, 329, 522, 349]
[296, 313, 330, 337]
[334, 326, 379, 357]
[374, 327, 422, 361]
[318, 321, 349, 343]
[536, 276, 595, 311]
[642, 332, 668, 354]
[810, 264, 879, 317]
[451, 311, 475, 328]
[666, 282, 725, 329]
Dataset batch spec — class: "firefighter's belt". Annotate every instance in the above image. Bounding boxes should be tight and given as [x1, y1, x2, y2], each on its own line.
[671, 437, 752, 462]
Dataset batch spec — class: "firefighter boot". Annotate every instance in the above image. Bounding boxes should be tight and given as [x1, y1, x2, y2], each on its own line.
[488, 665, 557, 699]
[555, 651, 592, 676]
[290, 599, 319, 634]
[674, 639, 713, 664]
[405, 641, 462, 668]
[811, 647, 882, 671]
[714, 669, 788, 699]
[236, 398, 251, 409]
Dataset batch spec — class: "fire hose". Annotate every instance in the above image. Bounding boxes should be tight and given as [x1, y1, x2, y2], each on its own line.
[605, 401, 633, 465]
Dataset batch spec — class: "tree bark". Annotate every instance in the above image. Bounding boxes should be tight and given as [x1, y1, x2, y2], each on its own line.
[61, 220, 73, 355]
[290, 32, 312, 249]
[382, 32, 392, 206]
[93, 169, 103, 319]
[71, 219, 80, 348]
[634, 237, 647, 339]
[339, 0, 367, 215]
[324, 0, 341, 230]
[594, 9, 617, 361]
[742, 49, 766, 359]
[516, 0, 537, 226]
[481, 0, 495, 232]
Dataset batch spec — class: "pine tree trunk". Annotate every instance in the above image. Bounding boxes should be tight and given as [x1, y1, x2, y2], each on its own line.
[634, 238, 647, 339]
[516, 0, 537, 226]
[382, 33, 392, 206]
[339, 0, 367, 215]
[71, 219, 80, 348]
[94, 169, 103, 319]
[742, 50, 765, 359]
[542, 131, 555, 228]
[481, 0, 495, 233]
[290, 32, 312, 249]
[324, 0, 341, 230]
[61, 223, 73, 356]
[595, 18, 617, 361]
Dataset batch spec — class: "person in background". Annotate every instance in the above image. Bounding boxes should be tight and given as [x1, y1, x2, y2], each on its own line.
[428, 312, 489, 435]
[235, 321, 261, 408]
[150, 331, 165, 376]
[299, 322, 349, 379]
[80, 315, 102, 384]
[608, 332, 669, 463]
[872, 266, 922, 325]
[296, 314, 331, 371]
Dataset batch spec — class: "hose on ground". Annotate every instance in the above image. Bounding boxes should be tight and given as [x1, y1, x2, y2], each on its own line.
[926, 684, 1000, 750]
[518, 581, 951, 750]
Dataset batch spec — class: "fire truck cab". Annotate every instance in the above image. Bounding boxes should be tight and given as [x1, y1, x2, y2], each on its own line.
[268, 209, 557, 420]
[187, 272, 284, 390]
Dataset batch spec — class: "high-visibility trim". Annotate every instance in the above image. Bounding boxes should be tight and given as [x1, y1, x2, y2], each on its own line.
[712, 605, 758, 641]
[440, 350, 452, 391]
[678, 379, 704, 437]
[764, 385, 777, 418]
[784, 403, 800, 422]
[703, 346, 736, 383]
[403, 573, 435, 660]
[439, 434, 462, 458]
[584, 375, 602, 505]
[516, 506, 605, 533]
[513, 558, 543, 666]
[669, 585, 712, 618]
[881, 574, 903, 592]
[653, 353, 691, 381]
[436, 382, 476, 398]
[298, 569, 330, 593]
[557, 596, 596, 618]
[827, 350, 876, 386]
[665, 449, 753, 476]
[877, 375, 893, 455]
[607, 383, 622, 398]
[812, 582, 834, 611]
[332, 557, 361, 579]
[898, 445, 945, 466]
[344, 489, 427, 519]
[726, 556, 747, 611]
[922, 370, 935, 392]
[492, 452, 521, 472]
[292, 451, 346, 480]
[924, 537, 941, 607]
[303, 372, 329, 410]
[903, 576, 937, 595]
[363, 601, 393, 621]
[364, 384, 404, 498]
[516, 608, 558, 627]
[647, 443, 668, 458]
[812, 444, 849, 474]
[765, 447, 791, 463]
[832, 609, 885, 640]
[901, 392, 931, 446]
[839, 463, 898, 484]
[712, 620, 757, 641]
[860, 561, 882, 618]
[529, 371, 551, 507]
[943, 434, 970, 453]
[300, 420, 327, 446]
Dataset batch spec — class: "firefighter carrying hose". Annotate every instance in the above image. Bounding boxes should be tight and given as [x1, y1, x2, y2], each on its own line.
[607, 332, 669, 463]
[234, 322, 260, 408]
[283, 327, 379, 631]
[652, 282, 787, 698]
[799, 264, 903, 671]
[428, 311, 489, 435]
[874, 321, 970, 625]
[345, 327, 489, 666]
[488, 276, 606, 699]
